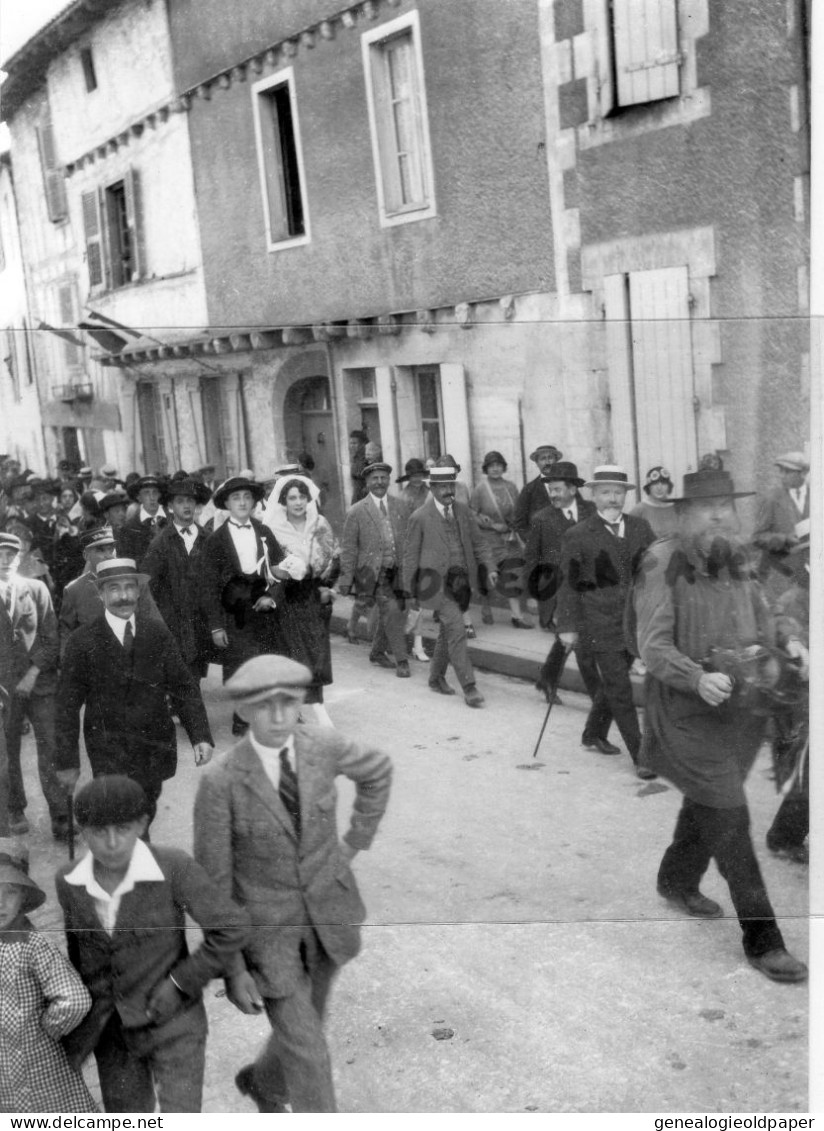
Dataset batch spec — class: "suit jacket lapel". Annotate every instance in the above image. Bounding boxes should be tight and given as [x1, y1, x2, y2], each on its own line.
[235, 737, 296, 837]
[220, 521, 244, 574]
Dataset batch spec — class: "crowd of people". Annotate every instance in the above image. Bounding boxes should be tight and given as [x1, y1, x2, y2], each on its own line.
[0, 440, 811, 1113]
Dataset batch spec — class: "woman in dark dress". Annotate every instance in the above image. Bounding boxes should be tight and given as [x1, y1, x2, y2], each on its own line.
[263, 476, 340, 725]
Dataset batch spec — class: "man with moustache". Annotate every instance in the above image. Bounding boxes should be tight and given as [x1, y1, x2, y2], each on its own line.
[55, 558, 214, 824]
[143, 477, 213, 682]
[633, 467, 807, 983]
[338, 462, 410, 676]
[403, 465, 497, 708]
[556, 466, 655, 774]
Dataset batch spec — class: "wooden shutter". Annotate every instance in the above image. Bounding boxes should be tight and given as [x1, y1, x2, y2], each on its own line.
[123, 167, 144, 281]
[439, 364, 471, 480]
[612, 0, 680, 106]
[81, 189, 108, 289]
[603, 273, 638, 482]
[258, 89, 288, 243]
[158, 383, 180, 472]
[37, 121, 68, 222]
[370, 32, 426, 213]
[628, 266, 697, 482]
[57, 283, 81, 369]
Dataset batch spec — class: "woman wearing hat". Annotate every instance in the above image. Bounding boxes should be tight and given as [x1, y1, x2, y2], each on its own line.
[630, 466, 678, 538]
[262, 476, 340, 726]
[396, 458, 429, 513]
[0, 841, 98, 1112]
[470, 451, 532, 628]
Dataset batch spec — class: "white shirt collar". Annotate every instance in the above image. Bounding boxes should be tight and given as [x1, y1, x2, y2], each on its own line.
[139, 505, 165, 523]
[105, 609, 136, 641]
[248, 731, 296, 792]
[64, 838, 163, 933]
[432, 497, 452, 518]
[370, 493, 389, 510]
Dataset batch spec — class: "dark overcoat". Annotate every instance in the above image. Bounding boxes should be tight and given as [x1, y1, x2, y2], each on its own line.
[523, 498, 597, 601]
[117, 511, 167, 568]
[143, 522, 212, 672]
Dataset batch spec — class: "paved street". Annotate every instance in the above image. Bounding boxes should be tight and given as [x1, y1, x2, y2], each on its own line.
[22, 635, 808, 1113]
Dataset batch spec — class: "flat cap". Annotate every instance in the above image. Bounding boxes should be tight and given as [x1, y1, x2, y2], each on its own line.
[362, 461, 392, 478]
[225, 655, 312, 704]
[774, 451, 809, 472]
[74, 775, 148, 827]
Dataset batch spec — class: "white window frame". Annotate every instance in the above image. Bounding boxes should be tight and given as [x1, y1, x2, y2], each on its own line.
[361, 10, 437, 228]
[251, 67, 311, 252]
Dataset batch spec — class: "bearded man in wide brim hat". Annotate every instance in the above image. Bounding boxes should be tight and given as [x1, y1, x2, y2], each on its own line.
[633, 467, 808, 983]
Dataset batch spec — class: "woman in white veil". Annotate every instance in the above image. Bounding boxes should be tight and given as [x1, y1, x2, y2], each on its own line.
[262, 469, 339, 726]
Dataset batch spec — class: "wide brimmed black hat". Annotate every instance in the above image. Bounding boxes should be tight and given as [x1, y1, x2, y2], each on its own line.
[165, 477, 212, 505]
[543, 460, 585, 487]
[482, 450, 508, 473]
[671, 469, 755, 502]
[212, 475, 266, 510]
[99, 490, 129, 513]
[396, 458, 427, 483]
[127, 474, 164, 501]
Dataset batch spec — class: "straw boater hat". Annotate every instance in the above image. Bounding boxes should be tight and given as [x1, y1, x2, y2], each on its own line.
[212, 475, 266, 510]
[224, 655, 313, 704]
[670, 468, 755, 502]
[544, 460, 585, 487]
[428, 466, 458, 485]
[94, 557, 149, 587]
[0, 531, 22, 553]
[585, 465, 636, 490]
[0, 840, 46, 915]
[774, 451, 809, 472]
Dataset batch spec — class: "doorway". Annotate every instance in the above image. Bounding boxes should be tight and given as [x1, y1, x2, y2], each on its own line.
[282, 375, 343, 532]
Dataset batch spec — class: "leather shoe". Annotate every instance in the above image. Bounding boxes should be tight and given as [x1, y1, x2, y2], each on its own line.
[511, 617, 533, 629]
[463, 685, 485, 708]
[582, 736, 621, 755]
[635, 765, 658, 780]
[657, 886, 723, 919]
[9, 811, 29, 835]
[747, 947, 808, 984]
[429, 676, 456, 695]
[464, 624, 476, 639]
[535, 678, 562, 705]
[369, 653, 395, 669]
[235, 1065, 288, 1113]
[767, 842, 808, 865]
[396, 660, 411, 678]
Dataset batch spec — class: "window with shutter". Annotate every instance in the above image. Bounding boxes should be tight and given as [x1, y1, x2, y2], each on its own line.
[123, 168, 144, 281]
[82, 190, 105, 288]
[362, 11, 436, 227]
[57, 283, 82, 370]
[609, 0, 680, 108]
[80, 47, 98, 93]
[37, 121, 68, 223]
[251, 69, 309, 249]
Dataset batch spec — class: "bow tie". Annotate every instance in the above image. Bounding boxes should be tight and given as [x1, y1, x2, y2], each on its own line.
[178, 526, 194, 537]
[229, 520, 252, 529]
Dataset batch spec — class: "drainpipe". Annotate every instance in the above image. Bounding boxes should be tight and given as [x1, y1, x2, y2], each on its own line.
[323, 340, 346, 512]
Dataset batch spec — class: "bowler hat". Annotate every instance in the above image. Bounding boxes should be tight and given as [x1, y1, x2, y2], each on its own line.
[671, 469, 754, 502]
[225, 655, 312, 704]
[585, 465, 636, 490]
[529, 444, 563, 463]
[482, 450, 508, 474]
[74, 775, 149, 827]
[543, 460, 585, 487]
[212, 476, 266, 510]
[396, 458, 427, 483]
[94, 557, 149, 586]
[165, 477, 212, 505]
[127, 475, 164, 502]
[0, 840, 46, 915]
[362, 461, 392, 478]
[99, 490, 129, 513]
[774, 451, 809, 473]
[80, 526, 116, 551]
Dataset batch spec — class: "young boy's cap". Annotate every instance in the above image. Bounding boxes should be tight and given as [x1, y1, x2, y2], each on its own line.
[0, 839, 46, 913]
[225, 655, 312, 705]
[74, 775, 148, 827]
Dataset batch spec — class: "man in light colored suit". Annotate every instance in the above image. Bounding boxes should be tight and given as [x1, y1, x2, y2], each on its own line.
[752, 450, 810, 593]
[338, 461, 410, 676]
[403, 466, 498, 707]
[193, 655, 392, 1113]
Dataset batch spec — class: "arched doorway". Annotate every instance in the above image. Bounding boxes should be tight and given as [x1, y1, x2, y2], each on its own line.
[282, 375, 343, 531]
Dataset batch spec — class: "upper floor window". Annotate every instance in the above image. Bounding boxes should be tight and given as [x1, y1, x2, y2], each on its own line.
[80, 47, 98, 93]
[602, 0, 680, 112]
[251, 68, 310, 250]
[362, 11, 436, 227]
[81, 168, 144, 292]
[36, 117, 68, 224]
[415, 366, 444, 460]
[56, 282, 83, 372]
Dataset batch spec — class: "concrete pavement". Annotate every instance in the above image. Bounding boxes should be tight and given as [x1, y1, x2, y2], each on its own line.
[19, 638, 809, 1113]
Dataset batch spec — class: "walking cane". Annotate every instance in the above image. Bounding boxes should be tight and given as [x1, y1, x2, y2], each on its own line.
[531, 641, 574, 759]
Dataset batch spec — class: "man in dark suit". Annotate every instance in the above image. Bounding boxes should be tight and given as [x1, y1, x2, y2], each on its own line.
[117, 475, 167, 567]
[55, 558, 214, 823]
[199, 476, 286, 732]
[338, 462, 410, 677]
[556, 466, 655, 776]
[513, 443, 563, 538]
[193, 655, 392, 1113]
[59, 526, 161, 654]
[403, 466, 498, 708]
[752, 450, 810, 593]
[0, 531, 68, 839]
[27, 477, 61, 571]
[143, 477, 213, 681]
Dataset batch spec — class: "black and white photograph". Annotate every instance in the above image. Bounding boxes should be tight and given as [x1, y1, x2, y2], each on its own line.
[0, 0, 818, 1116]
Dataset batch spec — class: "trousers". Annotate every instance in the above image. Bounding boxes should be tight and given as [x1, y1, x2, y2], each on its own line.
[368, 572, 408, 663]
[94, 1001, 208, 1113]
[582, 650, 640, 759]
[5, 691, 67, 821]
[657, 797, 784, 957]
[250, 934, 338, 1113]
[430, 596, 475, 689]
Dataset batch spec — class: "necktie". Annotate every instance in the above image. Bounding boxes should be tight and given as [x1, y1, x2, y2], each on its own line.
[564, 510, 573, 522]
[278, 748, 301, 838]
[607, 522, 621, 537]
[444, 504, 452, 521]
[379, 499, 387, 516]
[1, 585, 11, 613]
[122, 621, 134, 656]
